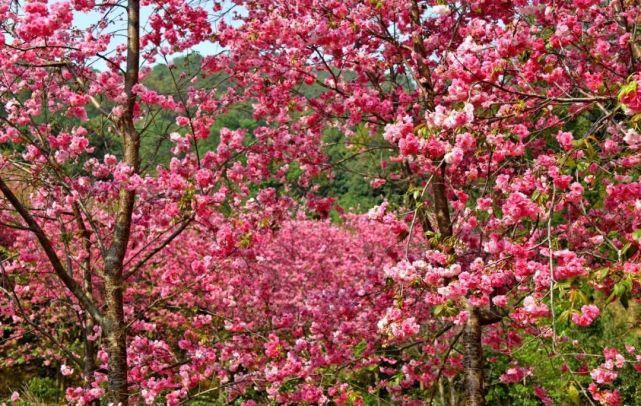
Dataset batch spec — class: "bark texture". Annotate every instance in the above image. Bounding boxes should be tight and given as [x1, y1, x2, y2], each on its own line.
[464, 306, 485, 406]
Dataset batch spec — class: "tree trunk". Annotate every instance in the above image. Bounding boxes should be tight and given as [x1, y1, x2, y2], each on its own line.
[101, 0, 140, 401]
[104, 275, 127, 404]
[464, 305, 485, 406]
[433, 166, 453, 238]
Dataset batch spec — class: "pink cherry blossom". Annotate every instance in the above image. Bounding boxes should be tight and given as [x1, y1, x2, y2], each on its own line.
[572, 304, 600, 326]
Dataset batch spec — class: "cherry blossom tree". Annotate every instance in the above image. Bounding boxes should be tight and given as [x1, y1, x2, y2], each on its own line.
[3, 0, 641, 404]
[0, 0, 322, 402]
[210, 0, 641, 404]
[2, 208, 406, 403]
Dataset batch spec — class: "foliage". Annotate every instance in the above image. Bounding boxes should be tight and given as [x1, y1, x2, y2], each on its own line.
[2, 0, 641, 405]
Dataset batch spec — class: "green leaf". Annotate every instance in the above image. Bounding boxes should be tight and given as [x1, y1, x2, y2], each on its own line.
[567, 385, 581, 405]
[596, 267, 609, 280]
[353, 340, 367, 358]
[558, 309, 571, 323]
[531, 190, 541, 201]
[619, 80, 638, 100]
[433, 304, 448, 317]
[577, 161, 589, 172]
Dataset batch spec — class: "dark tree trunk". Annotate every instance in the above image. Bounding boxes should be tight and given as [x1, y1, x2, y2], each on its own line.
[102, 0, 140, 401]
[104, 275, 128, 404]
[464, 306, 485, 406]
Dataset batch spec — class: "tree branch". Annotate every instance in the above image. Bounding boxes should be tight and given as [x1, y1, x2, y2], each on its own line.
[123, 215, 194, 280]
[0, 177, 103, 324]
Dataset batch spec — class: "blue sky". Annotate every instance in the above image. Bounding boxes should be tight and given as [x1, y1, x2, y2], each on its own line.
[72, 1, 238, 70]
